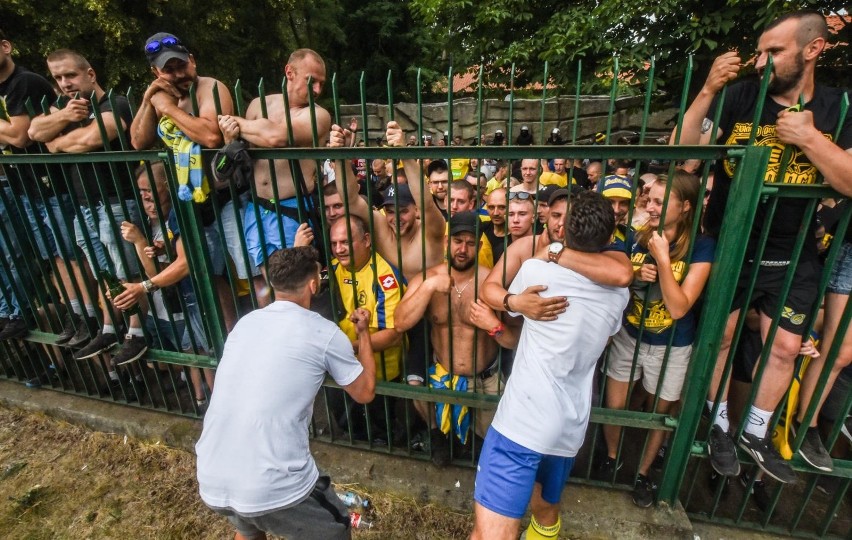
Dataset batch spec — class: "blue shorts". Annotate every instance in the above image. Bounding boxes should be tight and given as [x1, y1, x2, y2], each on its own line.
[474, 426, 574, 519]
[827, 241, 852, 295]
[243, 199, 301, 268]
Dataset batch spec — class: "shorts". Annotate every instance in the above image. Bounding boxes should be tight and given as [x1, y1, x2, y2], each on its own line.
[74, 200, 142, 281]
[827, 241, 852, 295]
[181, 291, 211, 354]
[207, 475, 350, 540]
[430, 359, 501, 440]
[606, 326, 693, 402]
[405, 317, 430, 383]
[474, 427, 574, 519]
[731, 260, 820, 336]
[243, 199, 301, 268]
[22, 194, 76, 260]
[218, 193, 260, 279]
[145, 313, 186, 353]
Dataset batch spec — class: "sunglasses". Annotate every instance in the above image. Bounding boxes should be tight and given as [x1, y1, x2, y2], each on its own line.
[508, 191, 534, 201]
[145, 36, 184, 55]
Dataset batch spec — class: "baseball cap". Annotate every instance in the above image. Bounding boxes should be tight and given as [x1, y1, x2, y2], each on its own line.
[600, 175, 633, 199]
[145, 32, 190, 68]
[449, 211, 479, 236]
[382, 184, 415, 207]
[537, 184, 561, 205]
[547, 188, 570, 206]
[495, 129, 503, 135]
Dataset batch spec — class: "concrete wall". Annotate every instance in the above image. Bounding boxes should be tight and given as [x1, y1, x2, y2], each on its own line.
[339, 95, 678, 144]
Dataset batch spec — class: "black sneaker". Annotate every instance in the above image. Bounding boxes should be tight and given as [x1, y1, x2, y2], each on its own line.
[708, 424, 741, 476]
[651, 444, 667, 472]
[25, 374, 45, 388]
[66, 317, 96, 348]
[73, 331, 118, 360]
[430, 428, 451, 466]
[0, 318, 28, 340]
[0, 316, 10, 331]
[595, 456, 623, 481]
[740, 470, 770, 512]
[738, 432, 796, 484]
[109, 378, 137, 402]
[793, 423, 833, 472]
[55, 312, 82, 345]
[632, 474, 656, 508]
[709, 470, 730, 496]
[113, 335, 149, 367]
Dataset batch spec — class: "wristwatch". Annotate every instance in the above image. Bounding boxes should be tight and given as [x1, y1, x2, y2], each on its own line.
[141, 279, 160, 293]
[547, 242, 565, 263]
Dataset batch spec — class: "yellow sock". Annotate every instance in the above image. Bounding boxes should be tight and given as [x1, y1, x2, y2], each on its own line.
[524, 515, 560, 539]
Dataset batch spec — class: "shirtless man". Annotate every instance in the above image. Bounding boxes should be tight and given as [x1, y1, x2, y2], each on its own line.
[218, 49, 331, 306]
[396, 211, 518, 465]
[510, 159, 539, 194]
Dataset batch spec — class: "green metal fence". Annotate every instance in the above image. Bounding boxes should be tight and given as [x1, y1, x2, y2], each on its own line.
[0, 55, 849, 538]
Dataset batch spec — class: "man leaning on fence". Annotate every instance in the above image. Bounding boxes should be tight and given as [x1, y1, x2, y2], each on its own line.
[674, 9, 852, 483]
[217, 48, 331, 307]
[196, 246, 375, 540]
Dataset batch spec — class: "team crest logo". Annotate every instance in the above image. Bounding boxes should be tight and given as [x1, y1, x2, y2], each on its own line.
[379, 274, 398, 290]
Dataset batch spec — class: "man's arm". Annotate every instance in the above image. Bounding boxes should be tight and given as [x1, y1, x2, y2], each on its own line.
[112, 235, 188, 311]
[131, 79, 180, 149]
[121, 221, 159, 278]
[149, 78, 234, 148]
[671, 51, 740, 146]
[468, 300, 520, 349]
[342, 308, 376, 404]
[0, 114, 35, 149]
[28, 104, 77, 142]
[368, 328, 402, 352]
[329, 124, 371, 223]
[395, 271, 449, 332]
[44, 111, 123, 154]
[562, 249, 632, 288]
[776, 109, 852, 197]
[232, 97, 331, 148]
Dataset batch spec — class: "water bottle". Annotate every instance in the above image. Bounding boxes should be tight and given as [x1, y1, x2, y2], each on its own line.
[337, 491, 369, 510]
[349, 512, 373, 529]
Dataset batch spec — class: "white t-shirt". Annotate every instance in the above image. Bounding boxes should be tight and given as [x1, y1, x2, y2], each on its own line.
[492, 259, 628, 457]
[196, 301, 363, 513]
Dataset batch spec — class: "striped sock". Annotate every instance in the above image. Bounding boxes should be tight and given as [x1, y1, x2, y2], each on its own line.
[524, 515, 560, 540]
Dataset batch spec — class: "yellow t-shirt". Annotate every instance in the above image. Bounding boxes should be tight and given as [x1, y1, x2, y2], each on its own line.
[333, 254, 405, 381]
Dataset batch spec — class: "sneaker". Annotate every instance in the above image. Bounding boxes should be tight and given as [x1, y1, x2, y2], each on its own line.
[738, 432, 796, 484]
[841, 417, 851, 446]
[708, 470, 730, 496]
[410, 430, 428, 453]
[55, 312, 82, 345]
[595, 456, 623, 481]
[792, 423, 833, 472]
[739, 470, 771, 512]
[112, 335, 149, 367]
[651, 444, 667, 472]
[632, 474, 656, 508]
[0, 318, 28, 340]
[0, 316, 10, 331]
[66, 317, 96, 348]
[73, 331, 118, 360]
[430, 428, 451, 466]
[708, 424, 741, 476]
[109, 378, 137, 403]
[195, 398, 208, 416]
[24, 375, 45, 388]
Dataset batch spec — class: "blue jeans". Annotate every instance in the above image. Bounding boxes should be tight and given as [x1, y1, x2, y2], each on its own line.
[20, 193, 77, 260]
[74, 200, 142, 281]
[0, 186, 25, 317]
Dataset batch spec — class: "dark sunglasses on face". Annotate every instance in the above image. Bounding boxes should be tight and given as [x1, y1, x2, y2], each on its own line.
[145, 36, 184, 54]
[508, 191, 534, 201]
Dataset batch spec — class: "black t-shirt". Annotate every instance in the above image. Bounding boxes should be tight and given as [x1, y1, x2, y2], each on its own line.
[481, 219, 512, 264]
[0, 65, 59, 195]
[705, 81, 852, 263]
[54, 93, 134, 205]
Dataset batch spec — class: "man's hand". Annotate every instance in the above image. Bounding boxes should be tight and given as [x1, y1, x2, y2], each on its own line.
[386, 121, 404, 147]
[703, 51, 742, 95]
[468, 300, 501, 332]
[292, 223, 315, 247]
[62, 98, 91, 123]
[510, 285, 568, 321]
[800, 338, 820, 358]
[350, 307, 372, 334]
[120, 221, 144, 244]
[44, 139, 60, 153]
[329, 124, 351, 148]
[142, 79, 181, 104]
[112, 282, 145, 311]
[144, 240, 165, 260]
[776, 109, 819, 148]
[218, 114, 241, 144]
[637, 263, 658, 283]
[427, 273, 453, 294]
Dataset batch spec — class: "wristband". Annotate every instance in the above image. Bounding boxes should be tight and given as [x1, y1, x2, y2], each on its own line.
[503, 293, 515, 312]
[487, 323, 505, 337]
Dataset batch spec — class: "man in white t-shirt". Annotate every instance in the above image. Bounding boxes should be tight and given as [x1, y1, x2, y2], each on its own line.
[471, 190, 629, 540]
[195, 246, 376, 540]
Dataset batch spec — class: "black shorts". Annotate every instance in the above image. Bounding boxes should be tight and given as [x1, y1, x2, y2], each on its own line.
[731, 259, 821, 337]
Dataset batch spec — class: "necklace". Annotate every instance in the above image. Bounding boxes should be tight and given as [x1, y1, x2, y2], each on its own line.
[453, 277, 474, 298]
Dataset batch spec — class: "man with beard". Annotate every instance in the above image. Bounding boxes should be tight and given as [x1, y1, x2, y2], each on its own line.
[674, 10, 852, 483]
[396, 211, 519, 465]
[218, 49, 330, 306]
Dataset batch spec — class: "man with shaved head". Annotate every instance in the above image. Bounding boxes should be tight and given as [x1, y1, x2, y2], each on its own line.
[675, 10, 852, 484]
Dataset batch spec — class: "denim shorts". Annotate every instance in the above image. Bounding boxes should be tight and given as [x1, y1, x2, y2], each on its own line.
[827, 241, 852, 295]
[219, 193, 260, 279]
[21, 194, 76, 260]
[181, 291, 211, 354]
[74, 200, 142, 281]
[243, 199, 301, 267]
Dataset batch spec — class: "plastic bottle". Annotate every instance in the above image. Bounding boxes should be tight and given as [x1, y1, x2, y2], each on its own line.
[337, 491, 369, 510]
[349, 512, 373, 529]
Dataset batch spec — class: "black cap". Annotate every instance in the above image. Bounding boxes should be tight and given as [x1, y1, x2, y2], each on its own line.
[449, 211, 479, 236]
[537, 184, 561, 205]
[145, 32, 190, 68]
[382, 184, 415, 207]
[548, 188, 571, 206]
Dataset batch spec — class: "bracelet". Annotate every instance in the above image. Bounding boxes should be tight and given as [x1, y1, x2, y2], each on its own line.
[487, 323, 505, 337]
[503, 293, 515, 312]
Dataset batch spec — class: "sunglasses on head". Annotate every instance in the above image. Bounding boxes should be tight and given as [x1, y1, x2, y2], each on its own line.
[508, 191, 534, 201]
[145, 36, 183, 55]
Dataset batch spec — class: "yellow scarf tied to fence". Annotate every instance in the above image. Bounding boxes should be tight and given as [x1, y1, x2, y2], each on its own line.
[157, 115, 209, 203]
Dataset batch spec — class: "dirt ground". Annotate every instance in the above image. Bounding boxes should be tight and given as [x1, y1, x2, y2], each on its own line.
[0, 406, 472, 539]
